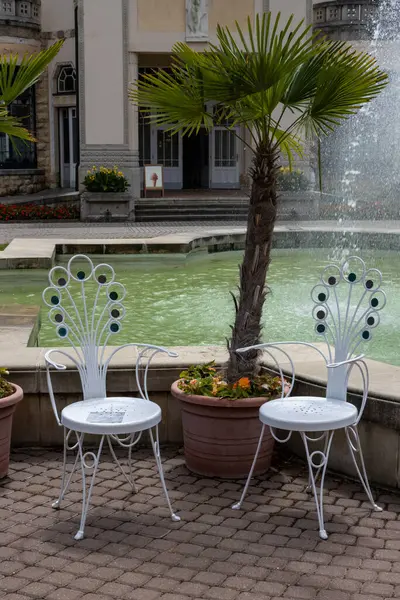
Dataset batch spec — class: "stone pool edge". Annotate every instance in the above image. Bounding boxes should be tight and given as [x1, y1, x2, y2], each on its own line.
[4, 338, 400, 489]
[3, 222, 400, 268]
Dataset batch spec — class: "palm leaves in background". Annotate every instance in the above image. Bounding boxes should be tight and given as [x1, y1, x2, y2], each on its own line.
[130, 13, 387, 165]
[0, 40, 63, 142]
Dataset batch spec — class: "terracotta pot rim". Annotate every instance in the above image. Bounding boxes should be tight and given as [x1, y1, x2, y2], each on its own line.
[0, 383, 23, 409]
[171, 379, 277, 408]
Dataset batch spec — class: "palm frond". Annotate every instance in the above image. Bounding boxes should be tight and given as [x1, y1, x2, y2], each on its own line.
[0, 107, 35, 141]
[0, 40, 64, 105]
[300, 43, 388, 137]
[129, 12, 387, 152]
[129, 64, 212, 135]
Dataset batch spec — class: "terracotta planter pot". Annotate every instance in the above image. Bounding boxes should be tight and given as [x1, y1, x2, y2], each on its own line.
[0, 384, 23, 479]
[171, 381, 275, 478]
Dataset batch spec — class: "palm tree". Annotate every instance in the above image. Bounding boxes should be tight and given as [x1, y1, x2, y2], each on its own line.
[129, 13, 387, 382]
[0, 40, 63, 142]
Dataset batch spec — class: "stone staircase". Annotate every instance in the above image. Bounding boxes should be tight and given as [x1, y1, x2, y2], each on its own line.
[135, 197, 249, 222]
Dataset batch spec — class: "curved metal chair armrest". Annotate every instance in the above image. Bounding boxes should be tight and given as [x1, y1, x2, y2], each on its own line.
[236, 341, 329, 365]
[44, 349, 68, 371]
[44, 349, 69, 426]
[348, 359, 369, 426]
[104, 343, 179, 402]
[326, 354, 365, 369]
[104, 343, 178, 367]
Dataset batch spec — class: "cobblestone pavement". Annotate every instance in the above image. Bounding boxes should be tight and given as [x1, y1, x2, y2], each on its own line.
[0, 220, 399, 244]
[2, 447, 400, 600]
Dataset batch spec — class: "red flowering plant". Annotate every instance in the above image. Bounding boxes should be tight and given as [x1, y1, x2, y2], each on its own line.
[178, 361, 287, 400]
[0, 203, 79, 221]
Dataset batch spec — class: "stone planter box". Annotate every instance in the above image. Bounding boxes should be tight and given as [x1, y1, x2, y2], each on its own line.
[278, 190, 322, 220]
[81, 191, 135, 222]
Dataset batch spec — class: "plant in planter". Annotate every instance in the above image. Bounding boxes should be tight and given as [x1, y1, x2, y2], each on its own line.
[132, 13, 387, 477]
[81, 166, 132, 221]
[277, 167, 309, 192]
[83, 166, 129, 193]
[171, 362, 291, 477]
[0, 368, 23, 479]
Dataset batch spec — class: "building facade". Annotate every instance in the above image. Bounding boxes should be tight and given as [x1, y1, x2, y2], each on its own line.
[0, 0, 379, 198]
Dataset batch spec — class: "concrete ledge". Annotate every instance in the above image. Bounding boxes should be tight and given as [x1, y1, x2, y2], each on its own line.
[3, 341, 400, 488]
[2, 222, 400, 268]
[0, 238, 56, 269]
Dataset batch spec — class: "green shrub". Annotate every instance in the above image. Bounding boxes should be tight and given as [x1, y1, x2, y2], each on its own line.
[83, 166, 129, 193]
[0, 368, 13, 399]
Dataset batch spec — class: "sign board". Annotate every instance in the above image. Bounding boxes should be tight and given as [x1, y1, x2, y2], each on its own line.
[144, 165, 164, 197]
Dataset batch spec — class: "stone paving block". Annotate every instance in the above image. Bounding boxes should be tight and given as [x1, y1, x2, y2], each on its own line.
[19, 581, 56, 598]
[3, 448, 400, 600]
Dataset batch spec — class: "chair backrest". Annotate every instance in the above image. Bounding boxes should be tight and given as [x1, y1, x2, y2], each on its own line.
[43, 254, 126, 400]
[311, 256, 386, 401]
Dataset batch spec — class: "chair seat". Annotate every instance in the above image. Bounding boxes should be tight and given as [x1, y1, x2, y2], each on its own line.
[259, 396, 358, 432]
[61, 397, 162, 435]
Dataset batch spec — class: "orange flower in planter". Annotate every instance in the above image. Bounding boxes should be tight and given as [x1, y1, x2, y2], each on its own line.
[234, 377, 251, 390]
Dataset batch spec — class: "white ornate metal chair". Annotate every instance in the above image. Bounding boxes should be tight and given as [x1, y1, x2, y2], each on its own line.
[232, 256, 386, 540]
[43, 254, 180, 540]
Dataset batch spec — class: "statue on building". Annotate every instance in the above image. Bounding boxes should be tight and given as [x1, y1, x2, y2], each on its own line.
[186, 0, 208, 40]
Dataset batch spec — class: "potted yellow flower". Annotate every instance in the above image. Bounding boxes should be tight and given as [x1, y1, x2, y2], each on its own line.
[0, 368, 23, 479]
[81, 165, 134, 221]
[171, 362, 289, 478]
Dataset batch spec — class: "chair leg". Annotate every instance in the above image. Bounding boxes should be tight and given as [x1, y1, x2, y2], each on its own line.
[149, 425, 180, 523]
[301, 430, 335, 540]
[305, 432, 330, 493]
[345, 425, 382, 512]
[53, 428, 81, 510]
[106, 435, 137, 493]
[232, 425, 266, 510]
[74, 434, 105, 541]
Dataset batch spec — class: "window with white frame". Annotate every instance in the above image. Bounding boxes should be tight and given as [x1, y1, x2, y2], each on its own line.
[214, 130, 236, 168]
[327, 7, 339, 20]
[57, 65, 77, 94]
[347, 5, 359, 19]
[1, 1, 13, 13]
[0, 79, 36, 169]
[17, 1, 30, 16]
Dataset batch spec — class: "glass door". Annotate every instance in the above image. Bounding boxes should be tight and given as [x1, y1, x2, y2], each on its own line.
[150, 126, 182, 189]
[210, 126, 240, 189]
[59, 107, 78, 188]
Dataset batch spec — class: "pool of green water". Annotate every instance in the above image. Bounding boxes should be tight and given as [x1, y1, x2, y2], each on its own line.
[0, 249, 398, 366]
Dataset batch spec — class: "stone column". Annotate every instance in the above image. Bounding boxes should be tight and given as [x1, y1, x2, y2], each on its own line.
[127, 51, 141, 206]
[76, 0, 139, 217]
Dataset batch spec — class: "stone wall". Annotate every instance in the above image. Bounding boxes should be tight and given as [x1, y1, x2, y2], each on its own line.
[35, 67, 55, 188]
[0, 170, 46, 196]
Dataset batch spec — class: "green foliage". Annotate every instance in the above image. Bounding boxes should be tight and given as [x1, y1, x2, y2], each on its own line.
[0, 41, 63, 141]
[179, 363, 286, 400]
[0, 367, 13, 399]
[130, 12, 387, 163]
[277, 167, 309, 191]
[83, 166, 130, 193]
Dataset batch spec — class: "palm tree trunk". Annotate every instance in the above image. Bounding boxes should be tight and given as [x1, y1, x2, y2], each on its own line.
[227, 141, 279, 382]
